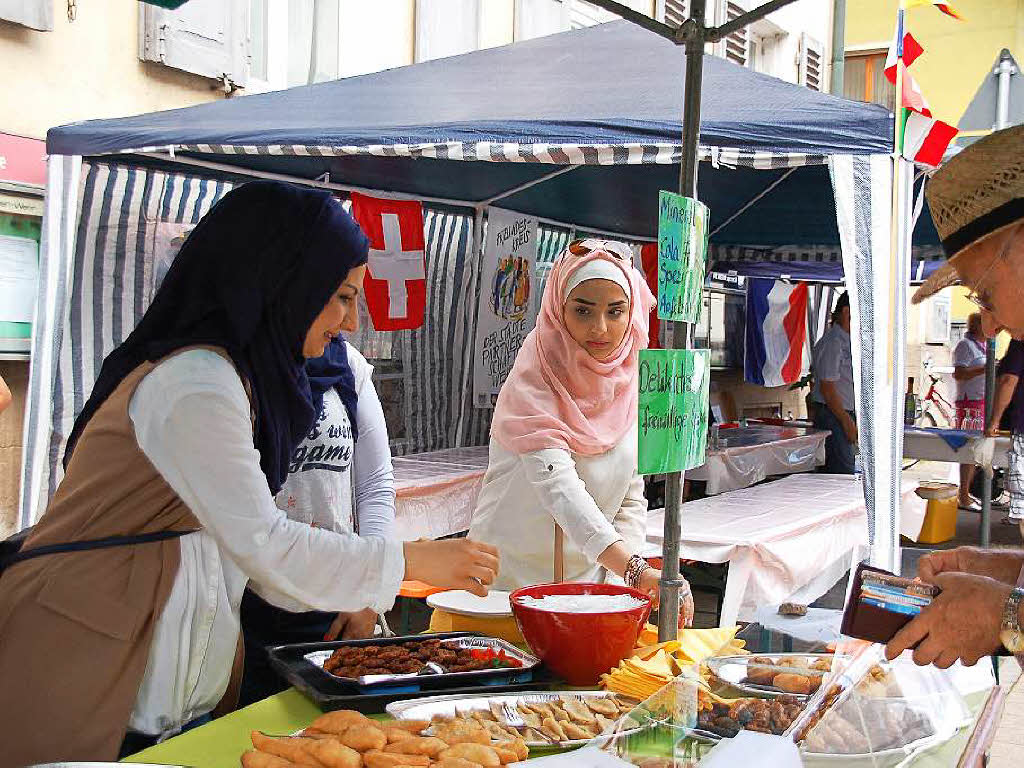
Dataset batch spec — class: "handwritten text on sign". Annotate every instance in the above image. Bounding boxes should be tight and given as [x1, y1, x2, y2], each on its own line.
[472, 207, 539, 405]
[657, 191, 709, 324]
[637, 349, 710, 475]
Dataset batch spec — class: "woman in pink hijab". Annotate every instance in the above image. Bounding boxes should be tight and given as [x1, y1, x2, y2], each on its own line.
[469, 240, 695, 625]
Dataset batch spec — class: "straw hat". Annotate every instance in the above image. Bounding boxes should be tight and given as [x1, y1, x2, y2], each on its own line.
[912, 124, 1024, 304]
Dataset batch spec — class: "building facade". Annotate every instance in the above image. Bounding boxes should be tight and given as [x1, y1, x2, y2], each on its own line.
[845, 0, 1024, 409]
[0, 0, 835, 534]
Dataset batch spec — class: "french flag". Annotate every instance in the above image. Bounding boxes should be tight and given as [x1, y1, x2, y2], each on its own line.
[744, 278, 809, 387]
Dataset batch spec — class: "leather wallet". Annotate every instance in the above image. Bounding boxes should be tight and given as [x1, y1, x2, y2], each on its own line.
[840, 563, 939, 644]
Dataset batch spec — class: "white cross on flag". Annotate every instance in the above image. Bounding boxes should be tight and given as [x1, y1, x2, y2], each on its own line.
[350, 192, 427, 331]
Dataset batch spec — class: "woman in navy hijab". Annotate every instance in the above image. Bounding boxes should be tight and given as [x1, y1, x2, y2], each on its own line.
[0, 181, 499, 761]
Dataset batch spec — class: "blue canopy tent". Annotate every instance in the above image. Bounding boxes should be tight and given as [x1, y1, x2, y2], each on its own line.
[27, 20, 918, 569]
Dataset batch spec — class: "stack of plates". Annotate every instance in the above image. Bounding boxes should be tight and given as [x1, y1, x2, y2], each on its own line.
[427, 589, 513, 617]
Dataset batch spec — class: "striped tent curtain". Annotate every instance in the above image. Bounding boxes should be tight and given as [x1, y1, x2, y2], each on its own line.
[21, 163, 583, 525]
[23, 161, 234, 525]
[23, 152, 908, 572]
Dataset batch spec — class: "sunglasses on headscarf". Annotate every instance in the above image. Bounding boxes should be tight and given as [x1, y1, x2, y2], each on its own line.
[567, 238, 634, 263]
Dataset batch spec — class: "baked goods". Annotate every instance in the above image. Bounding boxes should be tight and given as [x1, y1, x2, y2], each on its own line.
[241, 710, 529, 767]
[425, 693, 636, 745]
[738, 656, 828, 696]
[696, 692, 805, 738]
[323, 639, 522, 679]
[800, 698, 934, 755]
[778, 602, 808, 616]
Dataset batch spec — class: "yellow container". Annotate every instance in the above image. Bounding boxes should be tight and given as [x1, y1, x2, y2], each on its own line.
[428, 608, 526, 646]
[917, 495, 959, 544]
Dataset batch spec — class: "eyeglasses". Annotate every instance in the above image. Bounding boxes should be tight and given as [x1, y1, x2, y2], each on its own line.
[567, 238, 634, 263]
[964, 224, 1021, 313]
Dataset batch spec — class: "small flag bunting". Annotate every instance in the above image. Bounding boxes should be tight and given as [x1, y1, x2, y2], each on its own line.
[885, 31, 924, 84]
[899, 62, 932, 117]
[906, 0, 964, 19]
[902, 111, 958, 166]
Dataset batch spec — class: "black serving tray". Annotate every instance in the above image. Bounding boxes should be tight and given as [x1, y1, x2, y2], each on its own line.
[268, 632, 559, 713]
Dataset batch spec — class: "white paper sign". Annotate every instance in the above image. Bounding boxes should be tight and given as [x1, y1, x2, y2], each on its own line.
[0, 234, 39, 323]
[473, 207, 539, 405]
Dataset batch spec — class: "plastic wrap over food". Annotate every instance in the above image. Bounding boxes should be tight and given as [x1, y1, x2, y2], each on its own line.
[586, 678, 706, 767]
[686, 426, 827, 495]
[788, 641, 969, 765]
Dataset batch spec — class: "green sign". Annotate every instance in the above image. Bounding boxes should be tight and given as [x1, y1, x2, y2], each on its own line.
[637, 349, 710, 476]
[657, 191, 709, 324]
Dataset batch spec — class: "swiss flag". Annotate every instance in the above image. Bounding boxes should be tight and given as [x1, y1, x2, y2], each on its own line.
[640, 243, 660, 349]
[350, 192, 427, 331]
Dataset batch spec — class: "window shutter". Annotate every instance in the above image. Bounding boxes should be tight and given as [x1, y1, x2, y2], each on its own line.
[660, 0, 690, 26]
[0, 0, 52, 31]
[415, 0, 481, 62]
[721, 0, 749, 67]
[139, 0, 249, 88]
[799, 33, 825, 91]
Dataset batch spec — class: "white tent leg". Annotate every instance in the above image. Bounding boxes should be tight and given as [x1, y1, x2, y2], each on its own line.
[830, 153, 905, 573]
[19, 154, 82, 529]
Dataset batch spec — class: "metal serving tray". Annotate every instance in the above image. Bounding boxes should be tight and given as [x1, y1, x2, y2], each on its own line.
[267, 632, 547, 711]
[387, 690, 642, 748]
[303, 634, 540, 688]
[706, 653, 836, 700]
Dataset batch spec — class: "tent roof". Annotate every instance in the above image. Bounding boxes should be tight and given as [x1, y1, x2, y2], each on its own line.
[46, 21, 912, 245]
[49, 21, 893, 158]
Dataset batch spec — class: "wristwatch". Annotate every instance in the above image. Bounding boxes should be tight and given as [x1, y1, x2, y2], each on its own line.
[1000, 587, 1024, 654]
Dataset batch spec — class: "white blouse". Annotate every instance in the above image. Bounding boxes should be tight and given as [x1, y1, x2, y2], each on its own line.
[125, 349, 404, 739]
[468, 426, 648, 591]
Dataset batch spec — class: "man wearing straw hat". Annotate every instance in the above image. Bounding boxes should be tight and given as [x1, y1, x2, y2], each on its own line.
[886, 124, 1024, 667]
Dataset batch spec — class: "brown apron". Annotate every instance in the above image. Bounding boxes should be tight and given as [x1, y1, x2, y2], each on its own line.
[0, 347, 246, 766]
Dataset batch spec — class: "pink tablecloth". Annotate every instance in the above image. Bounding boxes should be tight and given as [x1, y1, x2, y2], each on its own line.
[392, 446, 489, 541]
[643, 473, 926, 625]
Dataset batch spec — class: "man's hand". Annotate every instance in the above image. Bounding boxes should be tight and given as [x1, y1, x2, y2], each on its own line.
[325, 607, 378, 641]
[841, 413, 858, 444]
[916, 546, 1024, 586]
[885, 573, 1010, 668]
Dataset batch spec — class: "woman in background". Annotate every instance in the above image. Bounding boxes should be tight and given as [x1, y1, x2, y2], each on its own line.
[469, 239, 694, 625]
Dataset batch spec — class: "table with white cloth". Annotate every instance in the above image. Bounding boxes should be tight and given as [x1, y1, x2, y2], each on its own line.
[642, 473, 927, 626]
[391, 446, 489, 541]
[686, 425, 828, 495]
[903, 427, 1011, 469]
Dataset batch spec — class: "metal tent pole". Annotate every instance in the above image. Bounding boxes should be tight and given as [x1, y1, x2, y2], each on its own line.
[982, 339, 997, 546]
[657, 0, 707, 640]
[980, 50, 1016, 546]
[576, 0, 803, 641]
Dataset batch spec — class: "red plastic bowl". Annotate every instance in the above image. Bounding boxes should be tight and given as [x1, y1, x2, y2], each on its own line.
[509, 582, 652, 686]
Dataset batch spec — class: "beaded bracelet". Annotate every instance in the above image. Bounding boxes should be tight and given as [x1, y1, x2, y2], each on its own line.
[624, 554, 653, 590]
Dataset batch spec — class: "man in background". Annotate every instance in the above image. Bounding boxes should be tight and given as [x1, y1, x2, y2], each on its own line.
[952, 313, 990, 509]
[810, 292, 857, 473]
[988, 339, 1024, 531]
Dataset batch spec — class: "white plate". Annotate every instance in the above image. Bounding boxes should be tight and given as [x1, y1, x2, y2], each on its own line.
[427, 589, 513, 617]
